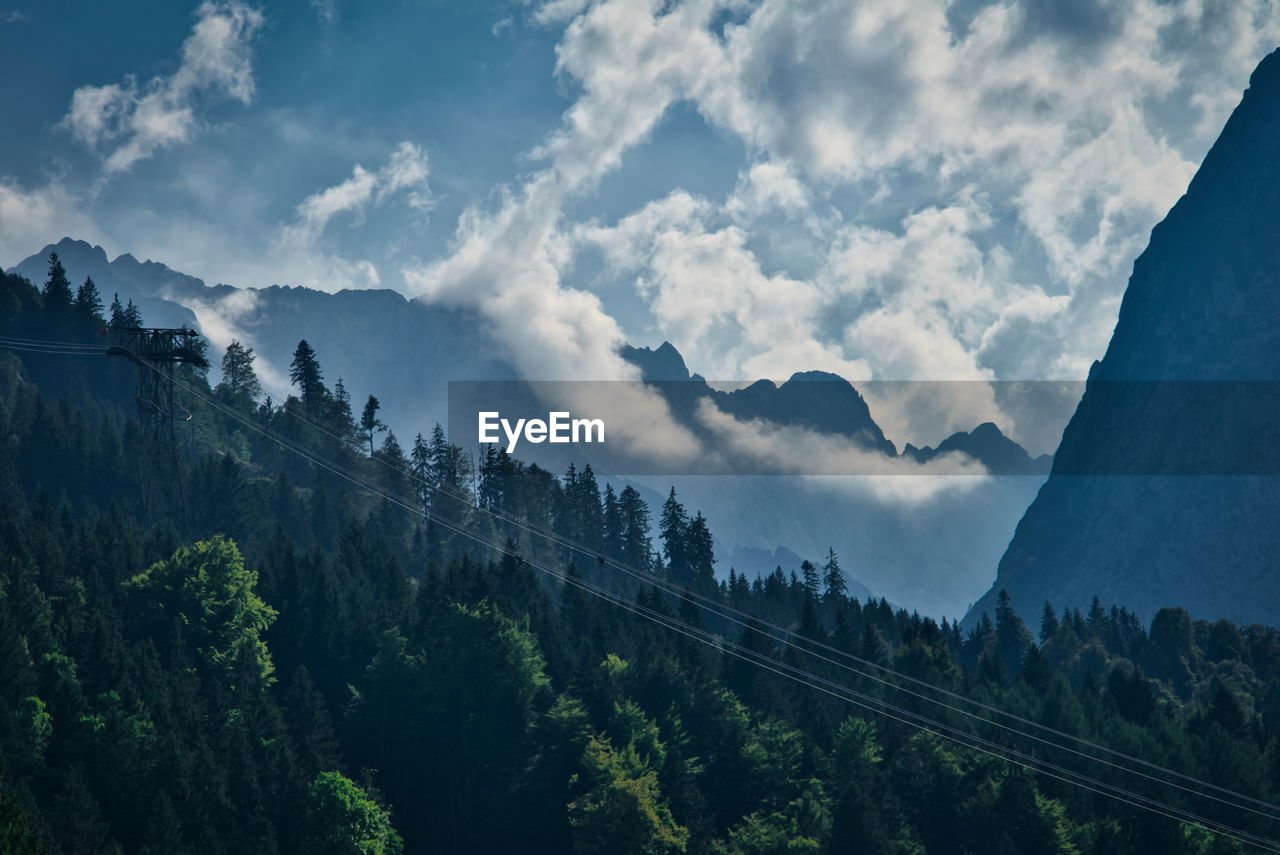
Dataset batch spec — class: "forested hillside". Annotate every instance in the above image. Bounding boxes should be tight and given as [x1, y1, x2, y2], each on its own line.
[5, 257, 1280, 853]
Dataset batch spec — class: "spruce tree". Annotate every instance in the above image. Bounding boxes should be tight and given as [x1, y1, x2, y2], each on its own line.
[800, 560, 820, 600]
[361, 395, 386, 455]
[617, 486, 652, 570]
[289, 339, 328, 414]
[686, 512, 715, 592]
[42, 252, 73, 311]
[73, 276, 103, 320]
[821, 547, 847, 602]
[659, 488, 689, 585]
[330, 378, 358, 448]
[217, 340, 262, 407]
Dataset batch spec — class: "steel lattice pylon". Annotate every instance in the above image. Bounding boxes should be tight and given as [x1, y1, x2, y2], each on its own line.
[106, 326, 209, 516]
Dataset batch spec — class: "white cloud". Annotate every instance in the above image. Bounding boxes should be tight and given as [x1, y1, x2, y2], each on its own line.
[62, 1, 264, 173]
[275, 142, 431, 292]
[0, 178, 99, 267]
[495, 0, 1280, 448]
[692, 398, 991, 504]
[397, 0, 1280, 456]
[169, 287, 290, 396]
[725, 160, 810, 220]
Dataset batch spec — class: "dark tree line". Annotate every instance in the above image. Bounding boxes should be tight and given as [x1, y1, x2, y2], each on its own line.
[3, 262, 1280, 854]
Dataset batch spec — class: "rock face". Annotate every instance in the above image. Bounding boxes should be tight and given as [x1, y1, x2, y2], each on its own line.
[968, 49, 1280, 628]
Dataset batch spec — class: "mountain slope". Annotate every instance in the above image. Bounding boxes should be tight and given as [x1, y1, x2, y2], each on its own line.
[11, 239, 520, 441]
[969, 48, 1280, 628]
[13, 241, 1046, 617]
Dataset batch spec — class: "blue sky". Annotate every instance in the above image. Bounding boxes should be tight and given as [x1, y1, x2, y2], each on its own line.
[3, 0, 1279, 450]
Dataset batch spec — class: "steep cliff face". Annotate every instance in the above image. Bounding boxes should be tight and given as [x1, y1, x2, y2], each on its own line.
[969, 48, 1280, 628]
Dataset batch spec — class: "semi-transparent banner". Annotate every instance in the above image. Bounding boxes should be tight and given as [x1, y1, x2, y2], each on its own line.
[447, 379, 1280, 475]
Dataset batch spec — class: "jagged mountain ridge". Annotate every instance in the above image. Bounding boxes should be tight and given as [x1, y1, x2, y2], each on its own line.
[968, 47, 1280, 628]
[9, 239, 521, 443]
[15, 239, 1049, 476]
[10, 238, 1048, 617]
[622, 342, 1049, 475]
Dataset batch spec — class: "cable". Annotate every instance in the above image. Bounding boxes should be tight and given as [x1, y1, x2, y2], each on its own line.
[271, 380, 1280, 822]
[0, 341, 105, 355]
[148, 365, 1280, 851]
[0, 333, 105, 349]
[10, 334, 1278, 848]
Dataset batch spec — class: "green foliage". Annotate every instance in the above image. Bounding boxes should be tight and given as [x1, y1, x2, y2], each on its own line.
[126, 535, 277, 682]
[570, 733, 689, 855]
[14, 696, 51, 762]
[6, 284, 1280, 854]
[301, 771, 403, 855]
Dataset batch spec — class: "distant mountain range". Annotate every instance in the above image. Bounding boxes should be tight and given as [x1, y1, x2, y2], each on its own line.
[621, 341, 1051, 476]
[8, 239, 520, 441]
[968, 47, 1280, 628]
[9, 237, 1051, 619]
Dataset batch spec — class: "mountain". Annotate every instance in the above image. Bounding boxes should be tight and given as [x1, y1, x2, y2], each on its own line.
[10, 238, 521, 441]
[622, 343, 1046, 473]
[968, 48, 1280, 628]
[904, 422, 1053, 477]
[11, 240, 1048, 618]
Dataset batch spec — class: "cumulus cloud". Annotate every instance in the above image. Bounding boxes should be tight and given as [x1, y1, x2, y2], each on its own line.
[0, 178, 99, 266]
[400, 0, 1280, 456]
[725, 160, 810, 221]
[62, 1, 264, 173]
[400, 1, 743, 466]
[483, 0, 1278, 450]
[275, 142, 431, 292]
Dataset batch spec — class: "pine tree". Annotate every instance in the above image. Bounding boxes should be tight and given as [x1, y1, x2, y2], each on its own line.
[289, 339, 328, 414]
[618, 486, 652, 571]
[994, 589, 1032, 680]
[361, 395, 386, 455]
[411, 433, 431, 509]
[217, 340, 263, 407]
[660, 488, 689, 585]
[426, 423, 472, 519]
[330, 378, 358, 448]
[42, 252, 73, 312]
[376, 430, 409, 496]
[571, 463, 605, 551]
[686, 512, 715, 592]
[800, 559, 820, 601]
[109, 293, 126, 327]
[603, 483, 623, 556]
[821, 547, 847, 602]
[1040, 602, 1059, 642]
[73, 276, 103, 320]
[123, 298, 143, 326]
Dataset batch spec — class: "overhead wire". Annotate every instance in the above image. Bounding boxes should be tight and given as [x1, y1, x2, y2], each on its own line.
[10, 333, 1279, 848]
[271, 381, 1280, 823]
[0, 333, 106, 350]
[153, 364, 1280, 851]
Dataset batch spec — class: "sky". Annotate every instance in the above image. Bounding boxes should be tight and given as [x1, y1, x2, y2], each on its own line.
[3, 0, 1279, 452]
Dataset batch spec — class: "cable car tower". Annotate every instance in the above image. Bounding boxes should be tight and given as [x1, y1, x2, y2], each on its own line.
[105, 326, 209, 515]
